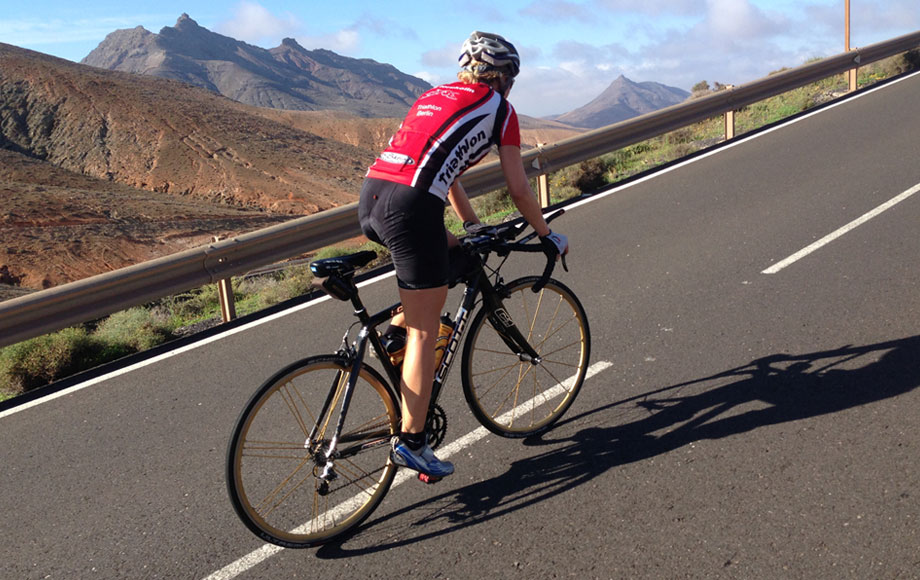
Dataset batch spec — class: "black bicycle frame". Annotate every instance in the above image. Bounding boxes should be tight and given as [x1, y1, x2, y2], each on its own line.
[427, 265, 543, 412]
[319, 258, 543, 471]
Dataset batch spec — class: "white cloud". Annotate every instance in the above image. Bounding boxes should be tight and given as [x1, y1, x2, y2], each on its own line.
[512, 65, 614, 117]
[521, 1, 599, 24]
[216, 1, 301, 46]
[296, 29, 361, 54]
[851, 1, 920, 41]
[412, 71, 446, 86]
[421, 43, 461, 69]
[592, 0, 706, 17]
[215, 2, 368, 55]
[703, 0, 783, 40]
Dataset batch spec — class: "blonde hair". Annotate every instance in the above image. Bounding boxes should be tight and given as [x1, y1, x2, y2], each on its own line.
[457, 58, 505, 85]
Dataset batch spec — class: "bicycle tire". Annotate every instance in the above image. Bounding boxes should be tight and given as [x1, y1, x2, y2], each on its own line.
[226, 354, 400, 548]
[461, 276, 590, 438]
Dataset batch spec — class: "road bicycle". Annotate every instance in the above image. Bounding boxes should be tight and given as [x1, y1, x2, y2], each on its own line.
[226, 210, 590, 548]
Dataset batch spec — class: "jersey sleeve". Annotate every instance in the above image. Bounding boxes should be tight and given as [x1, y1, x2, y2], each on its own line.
[499, 104, 521, 148]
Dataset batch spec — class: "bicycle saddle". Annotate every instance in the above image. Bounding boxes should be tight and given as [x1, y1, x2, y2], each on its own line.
[310, 250, 377, 278]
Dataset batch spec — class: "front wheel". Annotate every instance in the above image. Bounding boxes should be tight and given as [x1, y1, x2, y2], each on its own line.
[461, 276, 590, 438]
[226, 355, 400, 548]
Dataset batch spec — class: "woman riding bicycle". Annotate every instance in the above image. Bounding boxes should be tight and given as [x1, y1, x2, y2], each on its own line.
[358, 31, 569, 478]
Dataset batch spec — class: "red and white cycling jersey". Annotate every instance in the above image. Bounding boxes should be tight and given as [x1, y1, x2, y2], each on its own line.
[365, 82, 521, 201]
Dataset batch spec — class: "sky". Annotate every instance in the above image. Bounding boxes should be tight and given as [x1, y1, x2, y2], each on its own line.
[3, 0, 919, 118]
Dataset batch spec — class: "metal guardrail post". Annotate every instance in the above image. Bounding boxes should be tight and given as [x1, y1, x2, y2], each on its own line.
[213, 236, 237, 322]
[217, 278, 236, 322]
[724, 110, 736, 140]
[538, 174, 551, 207]
[848, 53, 860, 92]
[533, 143, 551, 207]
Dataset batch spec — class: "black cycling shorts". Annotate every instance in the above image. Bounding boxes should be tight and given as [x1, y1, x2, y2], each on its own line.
[358, 178, 449, 290]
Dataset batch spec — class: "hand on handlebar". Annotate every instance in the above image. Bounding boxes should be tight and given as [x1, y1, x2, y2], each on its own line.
[540, 230, 569, 257]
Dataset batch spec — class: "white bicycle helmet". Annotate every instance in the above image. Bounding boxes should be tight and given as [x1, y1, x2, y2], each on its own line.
[458, 31, 520, 78]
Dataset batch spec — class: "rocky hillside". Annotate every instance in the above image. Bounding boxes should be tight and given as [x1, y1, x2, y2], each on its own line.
[553, 75, 690, 129]
[0, 147, 293, 291]
[0, 42, 379, 291]
[82, 14, 430, 118]
[0, 42, 375, 213]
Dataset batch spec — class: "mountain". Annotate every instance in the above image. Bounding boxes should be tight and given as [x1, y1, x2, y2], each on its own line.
[553, 75, 690, 129]
[1, 42, 387, 289]
[1, 42, 374, 213]
[82, 14, 430, 118]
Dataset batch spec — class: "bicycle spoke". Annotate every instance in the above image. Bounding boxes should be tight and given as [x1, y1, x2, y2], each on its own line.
[333, 460, 388, 497]
[228, 357, 399, 547]
[279, 382, 311, 439]
[462, 277, 590, 437]
[472, 358, 525, 400]
[241, 439, 310, 460]
[491, 361, 538, 422]
[254, 456, 314, 518]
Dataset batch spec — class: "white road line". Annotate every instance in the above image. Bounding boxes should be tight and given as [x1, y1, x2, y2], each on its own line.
[762, 182, 920, 274]
[202, 360, 613, 580]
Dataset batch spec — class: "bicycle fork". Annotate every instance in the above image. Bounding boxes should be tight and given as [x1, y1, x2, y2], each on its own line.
[480, 278, 543, 363]
[315, 326, 374, 486]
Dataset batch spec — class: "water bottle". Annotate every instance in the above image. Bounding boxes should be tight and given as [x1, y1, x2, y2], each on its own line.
[433, 315, 454, 369]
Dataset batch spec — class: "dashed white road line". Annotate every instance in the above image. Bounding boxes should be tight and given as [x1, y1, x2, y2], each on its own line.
[762, 182, 920, 274]
[202, 360, 612, 580]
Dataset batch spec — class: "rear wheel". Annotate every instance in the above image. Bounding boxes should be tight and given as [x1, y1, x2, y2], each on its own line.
[461, 277, 590, 437]
[227, 355, 399, 548]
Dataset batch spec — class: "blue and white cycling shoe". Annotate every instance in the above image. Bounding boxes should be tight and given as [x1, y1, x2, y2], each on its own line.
[390, 438, 455, 478]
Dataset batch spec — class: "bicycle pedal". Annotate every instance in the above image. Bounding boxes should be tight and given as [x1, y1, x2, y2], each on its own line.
[418, 473, 442, 484]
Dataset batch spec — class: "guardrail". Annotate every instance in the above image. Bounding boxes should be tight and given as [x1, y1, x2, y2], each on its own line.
[1, 30, 919, 348]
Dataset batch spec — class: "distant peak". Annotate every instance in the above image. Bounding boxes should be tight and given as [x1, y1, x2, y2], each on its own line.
[280, 37, 304, 50]
[175, 13, 200, 28]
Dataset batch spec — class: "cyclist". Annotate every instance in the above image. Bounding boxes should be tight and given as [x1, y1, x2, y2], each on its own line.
[358, 31, 569, 478]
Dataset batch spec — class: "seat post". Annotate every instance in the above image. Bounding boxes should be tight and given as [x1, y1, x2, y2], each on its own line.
[350, 290, 370, 324]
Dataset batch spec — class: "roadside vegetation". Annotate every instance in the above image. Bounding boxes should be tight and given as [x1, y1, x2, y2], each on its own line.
[1, 51, 916, 401]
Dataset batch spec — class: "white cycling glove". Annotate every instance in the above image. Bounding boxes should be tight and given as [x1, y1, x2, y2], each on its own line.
[540, 230, 569, 256]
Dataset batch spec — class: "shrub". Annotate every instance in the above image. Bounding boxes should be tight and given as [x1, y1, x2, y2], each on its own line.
[160, 285, 222, 325]
[573, 157, 609, 192]
[472, 189, 515, 218]
[0, 328, 106, 395]
[872, 50, 920, 78]
[94, 307, 174, 352]
[691, 80, 711, 96]
[242, 266, 315, 310]
[312, 246, 352, 261]
[278, 265, 315, 300]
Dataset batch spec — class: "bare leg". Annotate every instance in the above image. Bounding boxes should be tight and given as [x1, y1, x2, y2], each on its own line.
[397, 285, 448, 433]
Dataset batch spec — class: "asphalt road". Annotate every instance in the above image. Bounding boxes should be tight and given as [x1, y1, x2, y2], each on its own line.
[2, 71, 919, 579]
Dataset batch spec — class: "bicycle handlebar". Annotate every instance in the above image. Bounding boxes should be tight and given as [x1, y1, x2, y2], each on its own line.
[461, 209, 567, 292]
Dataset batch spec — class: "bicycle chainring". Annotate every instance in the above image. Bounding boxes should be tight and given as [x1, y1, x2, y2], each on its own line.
[426, 404, 448, 450]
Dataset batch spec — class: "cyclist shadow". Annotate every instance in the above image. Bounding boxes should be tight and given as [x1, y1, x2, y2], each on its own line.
[316, 334, 920, 558]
